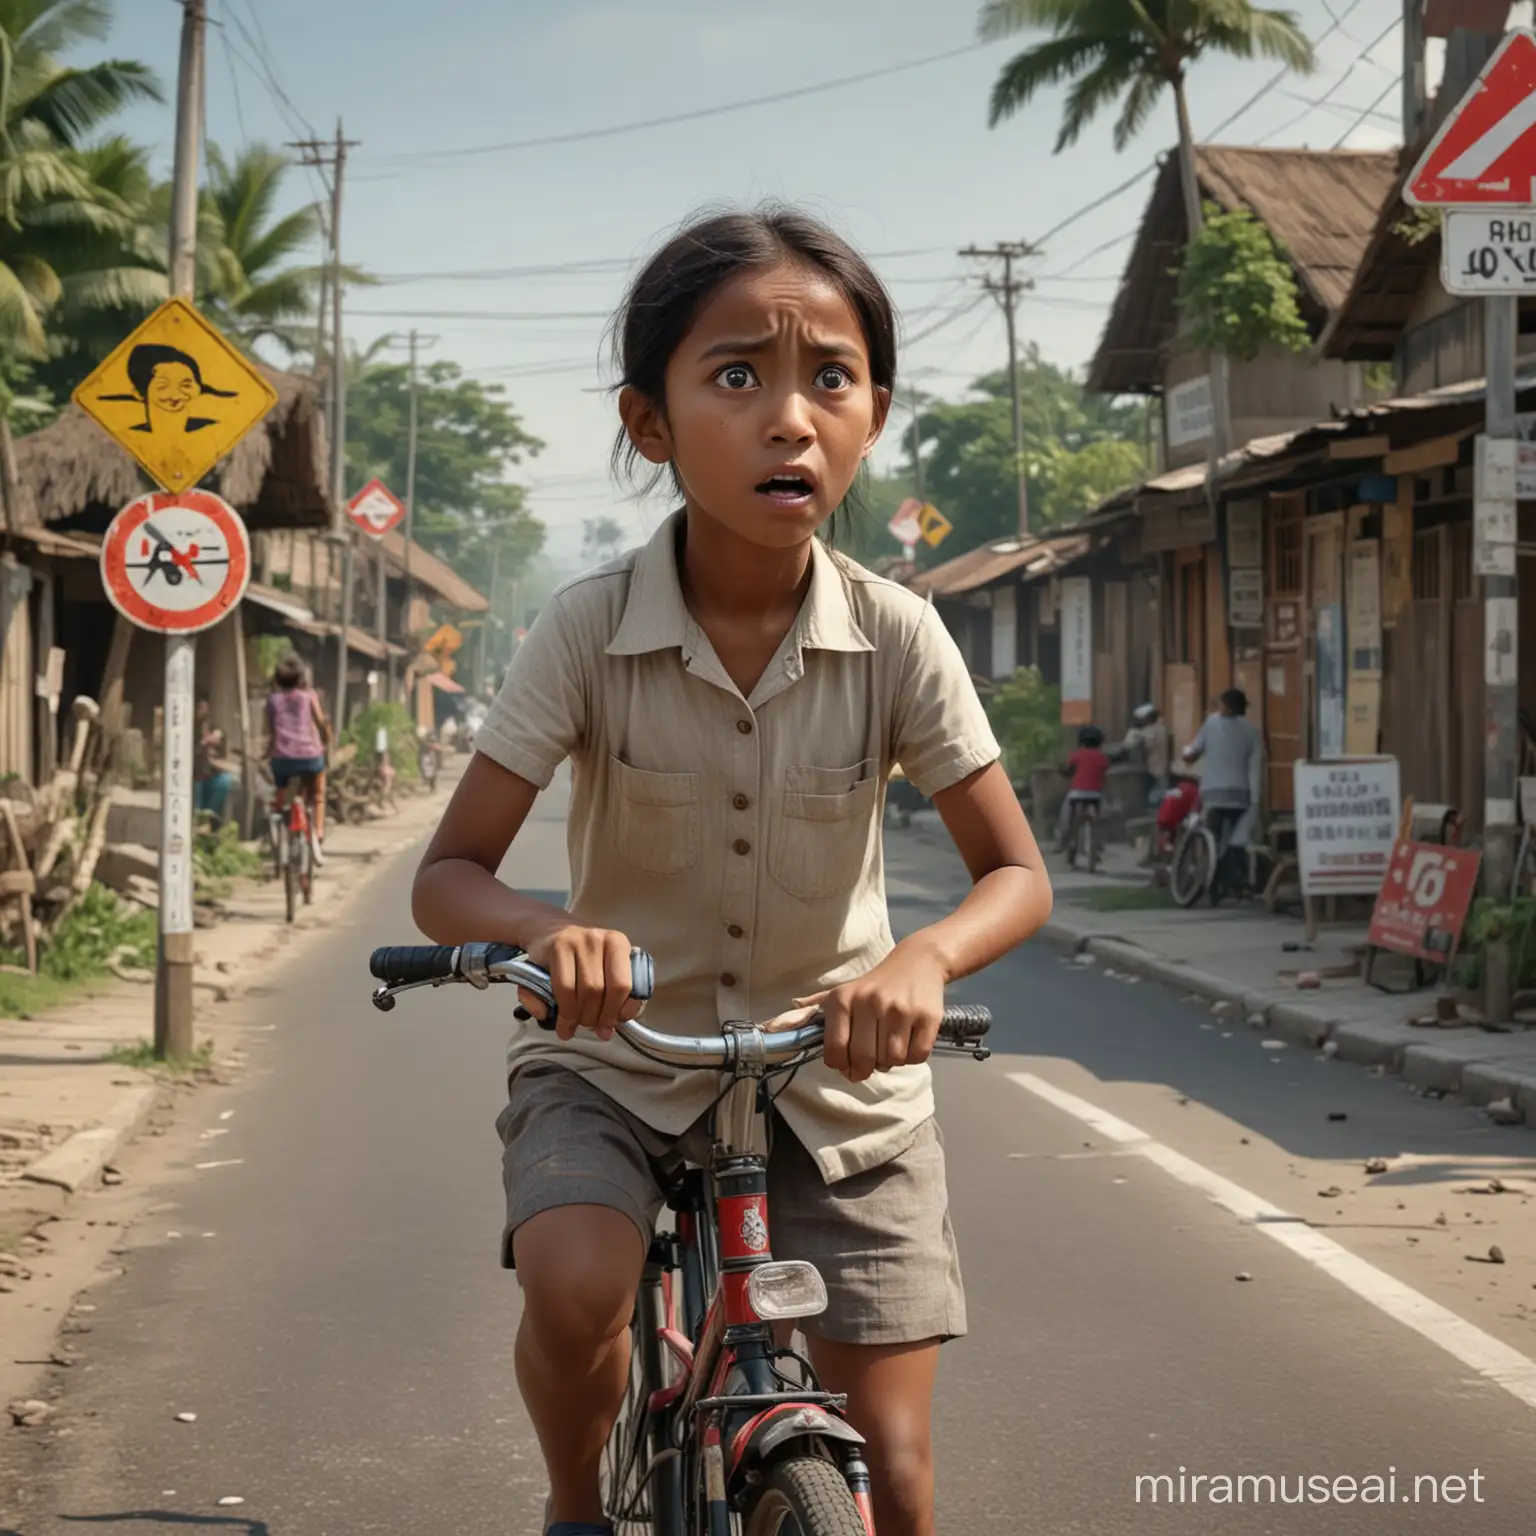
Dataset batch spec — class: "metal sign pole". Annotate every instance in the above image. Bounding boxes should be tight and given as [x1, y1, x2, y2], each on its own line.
[156, 0, 205, 1061]
[1483, 293, 1520, 1020]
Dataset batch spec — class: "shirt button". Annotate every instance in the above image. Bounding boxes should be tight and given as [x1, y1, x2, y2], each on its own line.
[736, 719, 753, 735]
[727, 924, 744, 939]
[733, 794, 750, 811]
[733, 838, 751, 856]
[720, 972, 737, 988]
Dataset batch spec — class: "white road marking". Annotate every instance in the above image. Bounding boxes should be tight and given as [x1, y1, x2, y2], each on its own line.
[1008, 1071, 1536, 1412]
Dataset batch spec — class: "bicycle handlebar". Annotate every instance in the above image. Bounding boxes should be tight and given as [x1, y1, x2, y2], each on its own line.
[368, 943, 992, 1069]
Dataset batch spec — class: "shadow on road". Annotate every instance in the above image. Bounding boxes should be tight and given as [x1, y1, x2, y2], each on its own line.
[56, 1515, 268, 1533]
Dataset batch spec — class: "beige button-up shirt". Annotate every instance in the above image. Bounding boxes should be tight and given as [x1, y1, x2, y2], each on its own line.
[476, 513, 1000, 1181]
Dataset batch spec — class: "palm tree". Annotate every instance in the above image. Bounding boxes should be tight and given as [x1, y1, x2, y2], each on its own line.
[197, 144, 329, 357]
[0, 1, 162, 527]
[980, 0, 1315, 238]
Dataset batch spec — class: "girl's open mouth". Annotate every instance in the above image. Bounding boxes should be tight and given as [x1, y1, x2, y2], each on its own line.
[755, 473, 816, 506]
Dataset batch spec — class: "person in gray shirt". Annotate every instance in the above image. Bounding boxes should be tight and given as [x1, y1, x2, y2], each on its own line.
[1182, 688, 1264, 903]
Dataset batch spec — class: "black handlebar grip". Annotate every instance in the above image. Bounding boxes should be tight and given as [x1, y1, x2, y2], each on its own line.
[369, 945, 459, 984]
[937, 1003, 992, 1044]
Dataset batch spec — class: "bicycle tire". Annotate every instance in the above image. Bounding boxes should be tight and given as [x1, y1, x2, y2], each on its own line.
[744, 1457, 866, 1536]
[1171, 825, 1217, 909]
[1084, 817, 1100, 875]
[601, 1315, 656, 1533]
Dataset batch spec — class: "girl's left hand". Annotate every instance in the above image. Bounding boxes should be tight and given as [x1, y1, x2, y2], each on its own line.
[772, 947, 946, 1084]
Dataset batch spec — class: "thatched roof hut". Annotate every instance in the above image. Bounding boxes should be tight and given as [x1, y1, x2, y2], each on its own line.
[1087, 145, 1398, 396]
[14, 365, 333, 534]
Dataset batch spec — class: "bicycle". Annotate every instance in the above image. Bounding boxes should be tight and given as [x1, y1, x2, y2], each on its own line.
[1169, 809, 1217, 909]
[367, 941, 993, 1536]
[268, 775, 321, 923]
[1063, 796, 1101, 874]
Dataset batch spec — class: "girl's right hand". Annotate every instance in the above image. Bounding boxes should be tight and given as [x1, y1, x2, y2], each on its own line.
[520, 922, 642, 1041]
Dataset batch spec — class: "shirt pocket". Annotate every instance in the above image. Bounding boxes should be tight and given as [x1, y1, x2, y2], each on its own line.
[607, 756, 701, 876]
[769, 759, 879, 900]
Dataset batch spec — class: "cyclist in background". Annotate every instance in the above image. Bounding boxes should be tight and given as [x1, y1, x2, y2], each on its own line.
[1058, 723, 1111, 846]
[1182, 688, 1263, 903]
[1123, 702, 1172, 808]
[262, 654, 331, 867]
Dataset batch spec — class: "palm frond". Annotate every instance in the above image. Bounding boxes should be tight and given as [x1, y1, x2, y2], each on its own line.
[0, 257, 48, 353]
[987, 33, 1129, 127]
[1113, 68, 1165, 151]
[978, 0, 1090, 42]
[1203, 6, 1315, 73]
[1058, 50, 1148, 152]
[19, 59, 162, 144]
[56, 263, 164, 313]
[239, 203, 323, 278]
[9, 1, 113, 59]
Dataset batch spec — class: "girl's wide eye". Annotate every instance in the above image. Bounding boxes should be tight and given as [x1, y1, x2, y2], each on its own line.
[815, 365, 853, 391]
[716, 364, 756, 391]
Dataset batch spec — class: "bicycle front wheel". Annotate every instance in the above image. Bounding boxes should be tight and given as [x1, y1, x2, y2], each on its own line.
[1171, 825, 1217, 909]
[744, 1458, 867, 1536]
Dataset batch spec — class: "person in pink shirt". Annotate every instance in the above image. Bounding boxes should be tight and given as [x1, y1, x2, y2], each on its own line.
[262, 654, 332, 856]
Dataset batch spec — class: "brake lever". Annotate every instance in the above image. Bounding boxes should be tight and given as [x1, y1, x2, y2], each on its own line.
[370, 976, 457, 1012]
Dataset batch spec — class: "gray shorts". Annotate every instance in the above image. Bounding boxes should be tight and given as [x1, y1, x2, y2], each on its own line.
[497, 1061, 966, 1346]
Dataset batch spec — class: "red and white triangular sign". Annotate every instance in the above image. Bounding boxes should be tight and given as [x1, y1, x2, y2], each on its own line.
[1407, 30, 1536, 207]
[347, 478, 407, 538]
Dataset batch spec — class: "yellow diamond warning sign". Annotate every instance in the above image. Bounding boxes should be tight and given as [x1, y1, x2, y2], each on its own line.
[73, 298, 279, 494]
[918, 503, 952, 548]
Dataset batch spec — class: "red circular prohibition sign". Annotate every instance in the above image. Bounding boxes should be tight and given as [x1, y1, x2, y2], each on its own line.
[100, 489, 251, 634]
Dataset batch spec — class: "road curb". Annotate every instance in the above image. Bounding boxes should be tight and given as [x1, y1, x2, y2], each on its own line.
[21, 1082, 163, 1193]
[1039, 915, 1536, 1125]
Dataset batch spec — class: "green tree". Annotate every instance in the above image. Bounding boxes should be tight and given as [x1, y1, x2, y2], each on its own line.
[581, 515, 625, 565]
[877, 352, 1148, 561]
[0, 0, 162, 521]
[980, 0, 1314, 239]
[1176, 202, 1309, 360]
[346, 356, 546, 596]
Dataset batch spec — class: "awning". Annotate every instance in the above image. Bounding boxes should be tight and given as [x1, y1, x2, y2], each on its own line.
[424, 670, 464, 694]
[282, 615, 402, 660]
[243, 582, 314, 625]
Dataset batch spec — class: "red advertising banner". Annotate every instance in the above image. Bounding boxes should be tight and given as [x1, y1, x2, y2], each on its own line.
[1367, 840, 1482, 964]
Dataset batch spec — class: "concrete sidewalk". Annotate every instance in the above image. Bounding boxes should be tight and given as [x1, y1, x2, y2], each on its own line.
[907, 812, 1536, 1126]
[0, 763, 459, 1245]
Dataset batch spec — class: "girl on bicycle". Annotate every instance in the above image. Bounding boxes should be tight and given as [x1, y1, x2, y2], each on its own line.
[263, 654, 331, 863]
[413, 207, 1053, 1536]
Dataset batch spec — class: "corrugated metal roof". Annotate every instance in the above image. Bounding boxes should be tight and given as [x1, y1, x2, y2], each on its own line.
[908, 533, 1088, 598]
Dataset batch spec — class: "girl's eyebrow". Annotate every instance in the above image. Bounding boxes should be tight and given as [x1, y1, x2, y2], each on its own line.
[699, 333, 863, 361]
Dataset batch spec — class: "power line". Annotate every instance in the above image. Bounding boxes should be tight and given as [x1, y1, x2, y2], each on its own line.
[1256, 14, 1402, 146]
[368, 42, 992, 167]
[215, 1, 246, 144]
[1330, 71, 1403, 150]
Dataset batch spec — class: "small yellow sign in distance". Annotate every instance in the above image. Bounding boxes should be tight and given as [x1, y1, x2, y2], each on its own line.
[424, 623, 464, 657]
[72, 297, 279, 494]
[918, 503, 952, 548]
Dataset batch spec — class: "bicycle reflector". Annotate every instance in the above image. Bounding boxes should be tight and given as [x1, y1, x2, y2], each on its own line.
[747, 1261, 828, 1322]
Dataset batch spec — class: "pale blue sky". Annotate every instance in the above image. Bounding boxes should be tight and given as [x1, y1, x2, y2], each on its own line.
[105, 0, 1467, 558]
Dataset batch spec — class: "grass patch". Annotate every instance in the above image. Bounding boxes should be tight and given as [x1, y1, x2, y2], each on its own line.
[1079, 885, 1175, 914]
[0, 885, 158, 1020]
[109, 1038, 214, 1075]
[194, 818, 267, 900]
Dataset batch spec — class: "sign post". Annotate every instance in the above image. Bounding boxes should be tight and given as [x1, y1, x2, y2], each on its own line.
[1405, 29, 1536, 1015]
[69, 1, 273, 1059]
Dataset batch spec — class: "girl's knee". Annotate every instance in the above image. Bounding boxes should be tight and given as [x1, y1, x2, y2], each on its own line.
[514, 1205, 644, 1353]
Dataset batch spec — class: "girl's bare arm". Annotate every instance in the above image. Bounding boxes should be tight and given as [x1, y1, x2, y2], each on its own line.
[412, 752, 637, 1038]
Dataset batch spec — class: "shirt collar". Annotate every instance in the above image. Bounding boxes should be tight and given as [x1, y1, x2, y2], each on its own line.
[606, 511, 874, 659]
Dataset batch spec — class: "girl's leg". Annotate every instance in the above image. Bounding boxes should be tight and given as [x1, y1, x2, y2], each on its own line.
[311, 768, 328, 839]
[806, 1336, 941, 1536]
[514, 1204, 646, 1528]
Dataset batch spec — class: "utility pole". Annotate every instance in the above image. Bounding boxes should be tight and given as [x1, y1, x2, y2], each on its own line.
[1403, 0, 1428, 143]
[289, 123, 359, 727]
[155, 0, 205, 1062]
[960, 243, 1035, 537]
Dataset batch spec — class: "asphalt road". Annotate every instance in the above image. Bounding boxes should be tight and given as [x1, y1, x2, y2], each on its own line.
[4, 785, 1536, 1534]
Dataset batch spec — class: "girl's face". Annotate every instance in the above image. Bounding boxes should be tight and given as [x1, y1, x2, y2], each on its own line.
[147, 361, 199, 416]
[623, 260, 890, 548]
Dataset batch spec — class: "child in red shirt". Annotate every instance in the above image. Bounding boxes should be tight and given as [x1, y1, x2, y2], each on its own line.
[1058, 726, 1111, 843]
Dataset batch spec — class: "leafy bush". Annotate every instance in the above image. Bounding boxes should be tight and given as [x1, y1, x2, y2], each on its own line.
[986, 668, 1062, 784]
[342, 701, 421, 784]
[194, 819, 265, 899]
[39, 884, 156, 983]
[1455, 897, 1536, 992]
[1176, 204, 1310, 361]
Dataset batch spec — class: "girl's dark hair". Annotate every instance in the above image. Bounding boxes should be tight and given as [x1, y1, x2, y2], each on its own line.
[273, 654, 305, 690]
[1078, 725, 1105, 749]
[125, 344, 238, 401]
[610, 206, 898, 536]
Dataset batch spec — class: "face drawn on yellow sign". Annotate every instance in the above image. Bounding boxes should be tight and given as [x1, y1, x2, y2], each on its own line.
[72, 297, 279, 494]
[918, 503, 952, 548]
